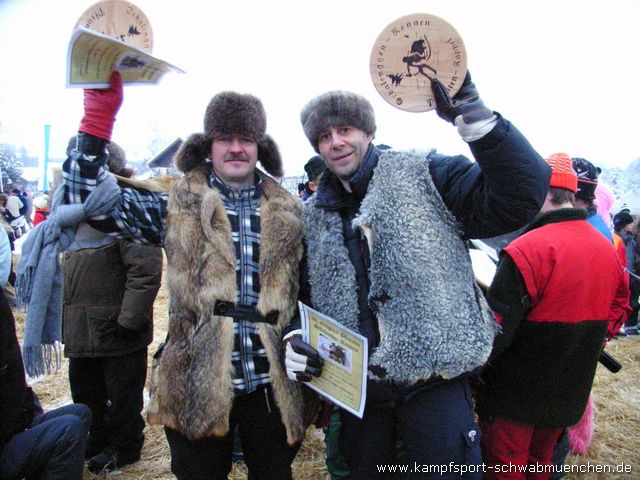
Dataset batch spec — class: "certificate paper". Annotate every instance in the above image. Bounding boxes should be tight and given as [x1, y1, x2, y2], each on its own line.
[67, 27, 184, 88]
[299, 302, 368, 418]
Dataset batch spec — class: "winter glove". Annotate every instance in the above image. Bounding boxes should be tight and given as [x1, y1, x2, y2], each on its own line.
[79, 71, 123, 142]
[431, 71, 493, 125]
[97, 322, 142, 342]
[284, 329, 324, 382]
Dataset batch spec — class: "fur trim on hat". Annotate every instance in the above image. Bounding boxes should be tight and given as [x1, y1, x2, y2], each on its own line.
[300, 91, 376, 153]
[257, 135, 283, 178]
[176, 92, 283, 177]
[174, 132, 283, 178]
[173, 133, 210, 173]
[66, 135, 127, 175]
[105, 142, 128, 176]
[204, 91, 266, 142]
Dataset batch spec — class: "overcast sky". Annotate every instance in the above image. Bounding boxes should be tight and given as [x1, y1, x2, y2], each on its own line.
[1, 0, 639, 180]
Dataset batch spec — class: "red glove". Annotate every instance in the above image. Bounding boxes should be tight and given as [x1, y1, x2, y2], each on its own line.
[79, 71, 123, 142]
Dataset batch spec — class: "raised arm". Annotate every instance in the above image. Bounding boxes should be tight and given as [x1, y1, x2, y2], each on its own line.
[428, 72, 551, 239]
[63, 72, 169, 246]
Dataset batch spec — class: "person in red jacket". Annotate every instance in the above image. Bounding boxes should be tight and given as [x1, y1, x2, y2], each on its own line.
[477, 152, 631, 480]
[32, 194, 50, 227]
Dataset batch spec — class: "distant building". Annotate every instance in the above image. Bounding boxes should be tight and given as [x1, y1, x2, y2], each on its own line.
[146, 138, 183, 173]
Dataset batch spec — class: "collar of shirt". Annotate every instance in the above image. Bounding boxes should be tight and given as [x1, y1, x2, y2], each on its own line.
[209, 171, 263, 203]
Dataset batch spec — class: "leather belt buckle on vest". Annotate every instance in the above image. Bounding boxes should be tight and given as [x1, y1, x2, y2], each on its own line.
[213, 300, 279, 325]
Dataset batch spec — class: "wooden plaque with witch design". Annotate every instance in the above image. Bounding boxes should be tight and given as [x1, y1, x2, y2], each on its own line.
[370, 13, 468, 112]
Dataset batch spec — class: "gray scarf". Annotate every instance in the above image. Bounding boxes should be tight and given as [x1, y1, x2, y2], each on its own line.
[15, 174, 120, 377]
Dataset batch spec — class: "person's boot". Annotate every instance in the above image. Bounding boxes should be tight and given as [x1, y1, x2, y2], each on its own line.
[84, 436, 107, 460]
[87, 447, 140, 473]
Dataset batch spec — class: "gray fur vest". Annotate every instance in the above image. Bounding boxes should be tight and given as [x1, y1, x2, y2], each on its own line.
[147, 168, 317, 444]
[303, 150, 498, 385]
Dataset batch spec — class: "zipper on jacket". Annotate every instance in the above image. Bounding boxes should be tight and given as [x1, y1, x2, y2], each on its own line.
[264, 388, 272, 413]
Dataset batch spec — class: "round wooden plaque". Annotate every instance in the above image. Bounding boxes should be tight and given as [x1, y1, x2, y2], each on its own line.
[370, 13, 467, 112]
[75, 0, 153, 53]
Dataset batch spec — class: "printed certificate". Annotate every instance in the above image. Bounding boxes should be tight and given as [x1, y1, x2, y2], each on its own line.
[299, 302, 368, 418]
[67, 27, 184, 88]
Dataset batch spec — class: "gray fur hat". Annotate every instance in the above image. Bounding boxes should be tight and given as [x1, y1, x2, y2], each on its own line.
[300, 91, 376, 153]
[66, 135, 127, 175]
[174, 91, 283, 177]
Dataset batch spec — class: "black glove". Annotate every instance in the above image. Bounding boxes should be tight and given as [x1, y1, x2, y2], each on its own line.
[431, 71, 493, 125]
[98, 323, 142, 341]
[284, 330, 324, 382]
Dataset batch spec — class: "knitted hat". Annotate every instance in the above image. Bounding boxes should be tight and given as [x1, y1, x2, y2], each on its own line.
[572, 157, 600, 201]
[66, 135, 127, 175]
[545, 153, 578, 192]
[300, 91, 376, 153]
[174, 91, 283, 177]
[304, 155, 326, 182]
[613, 211, 634, 231]
[33, 194, 49, 209]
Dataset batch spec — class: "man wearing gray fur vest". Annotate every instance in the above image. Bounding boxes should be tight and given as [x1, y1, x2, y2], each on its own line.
[62, 72, 319, 479]
[284, 72, 552, 478]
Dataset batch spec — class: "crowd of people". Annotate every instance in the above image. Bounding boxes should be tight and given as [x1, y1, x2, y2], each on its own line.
[0, 66, 637, 480]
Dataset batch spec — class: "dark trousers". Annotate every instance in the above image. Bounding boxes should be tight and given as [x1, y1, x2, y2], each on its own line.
[68, 348, 147, 458]
[549, 429, 570, 479]
[624, 280, 640, 327]
[165, 385, 300, 480]
[340, 377, 483, 479]
[0, 403, 92, 480]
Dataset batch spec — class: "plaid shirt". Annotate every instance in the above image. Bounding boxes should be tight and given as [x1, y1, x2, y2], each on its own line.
[63, 150, 271, 395]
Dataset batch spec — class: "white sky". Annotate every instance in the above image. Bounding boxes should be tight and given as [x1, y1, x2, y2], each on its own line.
[1, 0, 639, 178]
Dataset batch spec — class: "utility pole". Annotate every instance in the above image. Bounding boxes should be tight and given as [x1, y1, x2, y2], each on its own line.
[42, 124, 51, 191]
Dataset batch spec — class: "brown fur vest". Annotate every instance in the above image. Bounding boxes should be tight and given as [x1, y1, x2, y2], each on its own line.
[147, 167, 314, 444]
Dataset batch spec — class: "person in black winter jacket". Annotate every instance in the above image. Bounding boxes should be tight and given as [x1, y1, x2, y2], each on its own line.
[0, 289, 92, 480]
[613, 210, 639, 334]
[284, 72, 551, 479]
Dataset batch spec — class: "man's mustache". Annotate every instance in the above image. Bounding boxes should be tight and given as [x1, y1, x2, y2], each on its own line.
[225, 153, 249, 162]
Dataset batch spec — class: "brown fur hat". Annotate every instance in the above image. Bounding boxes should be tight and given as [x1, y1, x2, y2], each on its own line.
[173, 91, 283, 177]
[66, 135, 128, 176]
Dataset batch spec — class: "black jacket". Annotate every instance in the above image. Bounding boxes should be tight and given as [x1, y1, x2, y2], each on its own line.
[0, 290, 41, 449]
[311, 117, 550, 351]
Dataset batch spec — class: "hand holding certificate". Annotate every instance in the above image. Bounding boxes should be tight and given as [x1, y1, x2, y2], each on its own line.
[298, 302, 368, 418]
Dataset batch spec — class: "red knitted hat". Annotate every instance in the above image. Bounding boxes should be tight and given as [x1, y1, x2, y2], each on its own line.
[545, 153, 578, 192]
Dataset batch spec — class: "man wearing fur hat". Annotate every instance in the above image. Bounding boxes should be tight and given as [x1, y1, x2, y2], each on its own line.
[477, 153, 630, 478]
[286, 73, 552, 477]
[61, 136, 163, 474]
[62, 72, 319, 479]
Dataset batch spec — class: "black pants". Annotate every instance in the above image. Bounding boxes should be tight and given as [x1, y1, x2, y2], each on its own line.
[549, 428, 570, 479]
[339, 377, 483, 479]
[68, 349, 147, 459]
[165, 385, 300, 480]
[624, 280, 640, 327]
